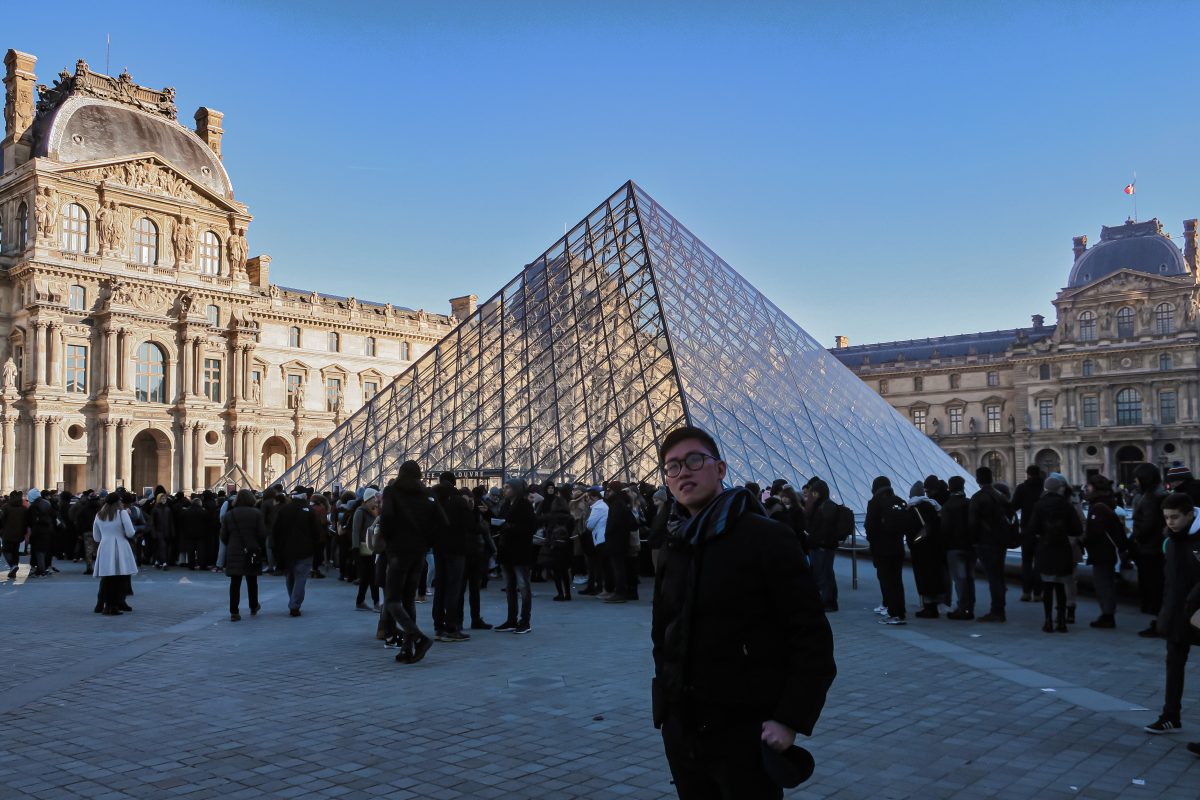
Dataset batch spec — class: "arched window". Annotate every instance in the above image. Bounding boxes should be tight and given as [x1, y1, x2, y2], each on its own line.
[17, 202, 28, 250]
[1116, 307, 1135, 338]
[69, 285, 86, 311]
[133, 217, 158, 265]
[206, 305, 220, 327]
[1155, 303, 1175, 335]
[289, 326, 301, 348]
[400, 341, 411, 361]
[1081, 359, 1094, 378]
[365, 336, 376, 357]
[1160, 353, 1173, 371]
[1078, 311, 1097, 341]
[1115, 387, 1142, 426]
[134, 343, 167, 404]
[61, 203, 89, 253]
[328, 331, 339, 353]
[197, 231, 221, 274]
[981, 451, 1005, 481]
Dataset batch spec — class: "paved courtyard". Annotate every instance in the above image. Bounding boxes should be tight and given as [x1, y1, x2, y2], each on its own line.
[1, 553, 1198, 799]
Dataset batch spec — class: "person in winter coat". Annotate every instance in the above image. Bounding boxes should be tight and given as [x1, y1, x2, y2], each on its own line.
[92, 493, 137, 615]
[432, 472, 474, 641]
[494, 477, 536, 632]
[865, 476, 907, 624]
[221, 489, 266, 621]
[148, 490, 175, 570]
[1028, 473, 1083, 633]
[1165, 465, 1200, 507]
[1011, 465, 1046, 603]
[1, 491, 26, 578]
[380, 461, 440, 661]
[908, 482, 946, 619]
[176, 497, 210, 570]
[1143, 492, 1200, 739]
[1133, 463, 1169, 637]
[351, 488, 381, 611]
[968, 467, 1014, 622]
[803, 479, 841, 612]
[538, 485, 576, 602]
[602, 484, 638, 603]
[72, 492, 103, 572]
[652, 426, 836, 797]
[582, 487, 609, 596]
[273, 487, 323, 617]
[940, 476, 974, 619]
[1084, 474, 1126, 629]
[26, 489, 55, 577]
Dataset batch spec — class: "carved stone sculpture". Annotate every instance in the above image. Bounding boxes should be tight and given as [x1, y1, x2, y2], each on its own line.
[294, 382, 306, 408]
[251, 380, 261, 404]
[178, 292, 195, 318]
[33, 186, 57, 240]
[227, 227, 247, 275]
[110, 202, 128, 252]
[2, 357, 16, 393]
[96, 201, 113, 251]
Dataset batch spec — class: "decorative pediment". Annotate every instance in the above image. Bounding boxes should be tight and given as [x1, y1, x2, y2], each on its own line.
[943, 397, 968, 408]
[49, 154, 244, 214]
[279, 359, 312, 380]
[357, 367, 385, 383]
[1058, 268, 1193, 301]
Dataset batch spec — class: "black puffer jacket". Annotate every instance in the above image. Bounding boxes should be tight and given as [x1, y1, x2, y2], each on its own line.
[968, 486, 1012, 548]
[804, 481, 841, 551]
[651, 502, 835, 736]
[273, 497, 324, 564]
[1083, 490, 1125, 567]
[432, 483, 473, 557]
[1132, 464, 1167, 557]
[495, 483, 536, 566]
[1029, 492, 1082, 577]
[221, 506, 266, 577]
[865, 485, 906, 558]
[381, 477, 441, 558]
[1158, 515, 1200, 644]
[1, 496, 26, 544]
[939, 491, 971, 551]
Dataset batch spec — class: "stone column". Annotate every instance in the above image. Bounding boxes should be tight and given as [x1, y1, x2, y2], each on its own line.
[241, 346, 252, 402]
[192, 424, 203, 491]
[104, 328, 118, 393]
[0, 414, 14, 492]
[192, 339, 203, 396]
[46, 324, 61, 388]
[179, 422, 193, 493]
[103, 419, 116, 490]
[115, 329, 127, 391]
[44, 416, 60, 489]
[31, 321, 44, 386]
[179, 333, 192, 401]
[30, 416, 45, 489]
[116, 419, 131, 489]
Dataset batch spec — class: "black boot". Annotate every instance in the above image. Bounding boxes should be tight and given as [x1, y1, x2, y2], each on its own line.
[915, 603, 939, 619]
[1042, 617, 1054, 633]
[1090, 614, 1116, 629]
[1056, 606, 1068, 633]
[1066, 606, 1076, 625]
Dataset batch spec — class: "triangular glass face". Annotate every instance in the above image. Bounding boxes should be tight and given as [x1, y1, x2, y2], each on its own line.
[281, 182, 970, 512]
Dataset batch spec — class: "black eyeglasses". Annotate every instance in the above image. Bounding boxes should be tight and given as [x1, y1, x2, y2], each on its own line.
[662, 452, 719, 478]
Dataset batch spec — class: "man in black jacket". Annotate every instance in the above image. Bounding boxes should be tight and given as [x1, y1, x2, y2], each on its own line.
[652, 426, 835, 798]
[1133, 463, 1168, 637]
[803, 479, 841, 612]
[969, 467, 1013, 622]
[273, 486, 323, 616]
[865, 476, 907, 624]
[1011, 465, 1045, 603]
[941, 476, 974, 619]
[432, 471, 472, 642]
[381, 461, 440, 662]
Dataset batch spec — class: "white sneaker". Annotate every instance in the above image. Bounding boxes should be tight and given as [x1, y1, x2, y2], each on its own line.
[878, 616, 907, 626]
[874, 605, 888, 616]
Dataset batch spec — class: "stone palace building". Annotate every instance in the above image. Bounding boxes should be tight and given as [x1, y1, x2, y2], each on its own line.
[0, 50, 469, 494]
[832, 216, 1200, 488]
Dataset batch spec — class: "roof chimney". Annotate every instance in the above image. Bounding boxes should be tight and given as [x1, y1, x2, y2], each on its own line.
[449, 294, 477, 320]
[1072, 235, 1088, 262]
[246, 254, 270, 290]
[2, 50, 36, 173]
[834, 335, 849, 349]
[1032, 314, 1045, 330]
[1185, 219, 1198, 272]
[194, 107, 224, 160]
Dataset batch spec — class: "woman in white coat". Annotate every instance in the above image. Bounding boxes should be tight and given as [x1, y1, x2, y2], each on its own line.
[93, 493, 138, 615]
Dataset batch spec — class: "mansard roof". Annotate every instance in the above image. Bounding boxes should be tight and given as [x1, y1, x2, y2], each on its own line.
[830, 325, 1056, 368]
[1068, 218, 1190, 289]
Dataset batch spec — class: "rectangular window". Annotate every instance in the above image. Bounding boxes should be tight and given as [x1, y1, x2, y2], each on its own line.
[325, 377, 342, 412]
[1038, 399, 1054, 430]
[1082, 395, 1099, 428]
[912, 409, 927, 433]
[363, 380, 379, 402]
[878, 379, 888, 395]
[69, 285, 86, 311]
[987, 371, 999, 387]
[986, 404, 1001, 433]
[948, 407, 963, 434]
[1160, 391, 1178, 425]
[14, 345, 23, 389]
[203, 358, 222, 402]
[913, 377, 924, 392]
[949, 374, 960, 389]
[287, 374, 303, 409]
[65, 344, 87, 394]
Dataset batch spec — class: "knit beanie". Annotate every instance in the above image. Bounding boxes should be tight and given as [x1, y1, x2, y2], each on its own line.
[975, 467, 993, 486]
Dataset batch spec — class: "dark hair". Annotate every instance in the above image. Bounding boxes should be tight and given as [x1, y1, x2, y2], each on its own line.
[1027, 465, 1042, 477]
[1162, 492, 1195, 514]
[236, 489, 256, 507]
[658, 426, 721, 464]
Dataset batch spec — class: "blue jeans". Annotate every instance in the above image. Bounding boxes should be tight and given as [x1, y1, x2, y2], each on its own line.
[285, 559, 311, 611]
[503, 563, 531, 626]
[946, 549, 975, 613]
[976, 545, 1007, 616]
[809, 548, 837, 609]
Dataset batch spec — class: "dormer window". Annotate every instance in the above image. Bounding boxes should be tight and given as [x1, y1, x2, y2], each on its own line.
[1117, 307, 1135, 338]
[1078, 311, 1097, 341]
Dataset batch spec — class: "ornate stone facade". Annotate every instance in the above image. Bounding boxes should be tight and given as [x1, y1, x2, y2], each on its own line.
[0, 51, 463, 494]
[833, 217, 1200, 489]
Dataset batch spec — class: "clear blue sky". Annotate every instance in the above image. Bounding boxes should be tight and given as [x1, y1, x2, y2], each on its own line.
[12, 1, 1200, 345]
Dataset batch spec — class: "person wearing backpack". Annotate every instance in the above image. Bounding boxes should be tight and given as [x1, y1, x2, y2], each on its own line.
[352, 488, 381, 611]
[803, 479, 845, 613]
[1083, 474, 1125, 629]
[865, 476, 909, 625]
[969, 467, 1014, 622]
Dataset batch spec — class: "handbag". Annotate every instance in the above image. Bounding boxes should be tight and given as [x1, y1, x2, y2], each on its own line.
[531, 527, 546, 546]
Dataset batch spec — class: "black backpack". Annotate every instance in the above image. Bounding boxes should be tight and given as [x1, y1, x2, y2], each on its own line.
[834, 503, 855, 543]
[882, 497, 921, 541]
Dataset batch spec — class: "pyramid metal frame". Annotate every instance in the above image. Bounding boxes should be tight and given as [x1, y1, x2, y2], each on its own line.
[279, 181, 970, 512]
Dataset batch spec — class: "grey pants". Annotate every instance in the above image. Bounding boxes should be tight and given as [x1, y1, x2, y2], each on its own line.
[1092, 563, 1118, 616]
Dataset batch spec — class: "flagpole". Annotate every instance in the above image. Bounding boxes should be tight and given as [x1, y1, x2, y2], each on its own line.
[1133, 171, 1137, 222]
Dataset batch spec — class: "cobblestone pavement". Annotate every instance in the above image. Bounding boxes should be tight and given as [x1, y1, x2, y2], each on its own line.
[1, 553, 1199, 799]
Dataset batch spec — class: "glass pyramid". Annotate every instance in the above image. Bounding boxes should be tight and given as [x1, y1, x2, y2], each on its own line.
[279, 181, 970, 513]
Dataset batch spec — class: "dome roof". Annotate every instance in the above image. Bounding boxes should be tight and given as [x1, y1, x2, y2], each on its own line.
[33, 96, 232, 198]
[1067, 218, 1189, 288]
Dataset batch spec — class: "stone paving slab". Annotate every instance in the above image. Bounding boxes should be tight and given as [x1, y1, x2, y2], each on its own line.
[1, 554, 1199, 798]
